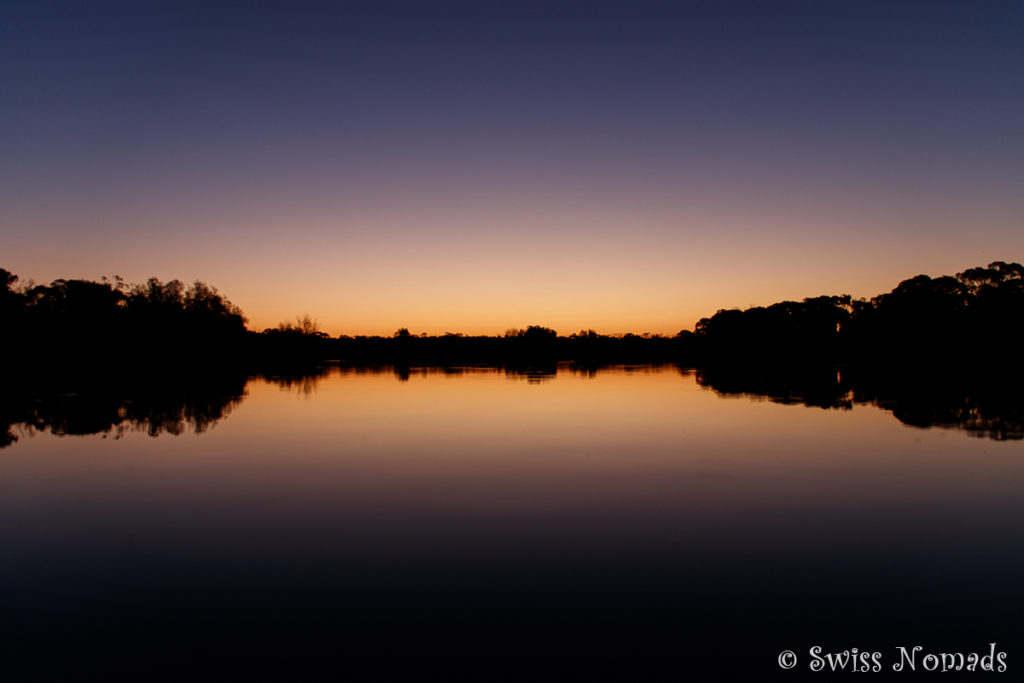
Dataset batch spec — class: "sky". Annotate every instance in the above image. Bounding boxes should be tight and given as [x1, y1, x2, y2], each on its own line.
[2, 0, 1022, 336]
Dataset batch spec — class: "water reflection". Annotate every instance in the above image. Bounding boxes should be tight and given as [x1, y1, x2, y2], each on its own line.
[4, 364, 1023, 447]
[1, 372, 248, 448]
[392, 363, 561, 383]
[2, 363, 1023, 678]
[696, 365, 1024, 440]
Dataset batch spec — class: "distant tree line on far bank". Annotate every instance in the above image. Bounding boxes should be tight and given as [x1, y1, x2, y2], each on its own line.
[2, 261, 1023, 371]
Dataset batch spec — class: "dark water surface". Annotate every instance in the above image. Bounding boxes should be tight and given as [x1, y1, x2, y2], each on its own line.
[2, 365, 1022, 678]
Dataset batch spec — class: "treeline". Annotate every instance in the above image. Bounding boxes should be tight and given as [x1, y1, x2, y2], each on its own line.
[253, 260, 1024, 367]
[690, 261, 1024, 366]
[1, 269, 247, 371]
[251, 324, 684, 365]
[3, 261, 1023, 369]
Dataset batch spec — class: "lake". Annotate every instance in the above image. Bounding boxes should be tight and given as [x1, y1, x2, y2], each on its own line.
[2, 364, 1022, 677]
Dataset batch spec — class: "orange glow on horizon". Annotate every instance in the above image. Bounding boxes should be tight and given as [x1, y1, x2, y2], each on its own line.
[5, 194, 1022, 338]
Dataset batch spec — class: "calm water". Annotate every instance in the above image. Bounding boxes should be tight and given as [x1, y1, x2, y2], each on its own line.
[3, 365, 1023, 677]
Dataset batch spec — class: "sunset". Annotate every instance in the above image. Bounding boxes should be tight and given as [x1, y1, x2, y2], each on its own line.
[2, 1, 1023, 679]
[4, 2, 1022, 334]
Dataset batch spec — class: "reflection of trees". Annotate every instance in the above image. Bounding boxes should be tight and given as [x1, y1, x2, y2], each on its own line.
[256, 367, 332, 396]
[256, 362, 577, 385]
[876, 399, 1023, 441]
[331, 363, 564, 383]
[695, 365, 854, 410]
[859, 374, 1024, 441]
[696, 364, 1024, 441]
[1, 372, 247, 449]
[6, 362, 1021, 449]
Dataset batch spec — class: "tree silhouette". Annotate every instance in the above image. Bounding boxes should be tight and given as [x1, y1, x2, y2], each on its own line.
[3, 261, 1023, 369]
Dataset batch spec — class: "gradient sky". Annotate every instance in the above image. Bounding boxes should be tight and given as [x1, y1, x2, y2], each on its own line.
[2, 0, 1022, 335]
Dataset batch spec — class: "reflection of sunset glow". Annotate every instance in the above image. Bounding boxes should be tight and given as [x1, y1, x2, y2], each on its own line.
[5, 367, 1024, 519]
[3, 365, 1022, 677]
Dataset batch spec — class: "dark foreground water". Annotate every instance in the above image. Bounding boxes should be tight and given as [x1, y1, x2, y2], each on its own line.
[2, 365, 1022, 679]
